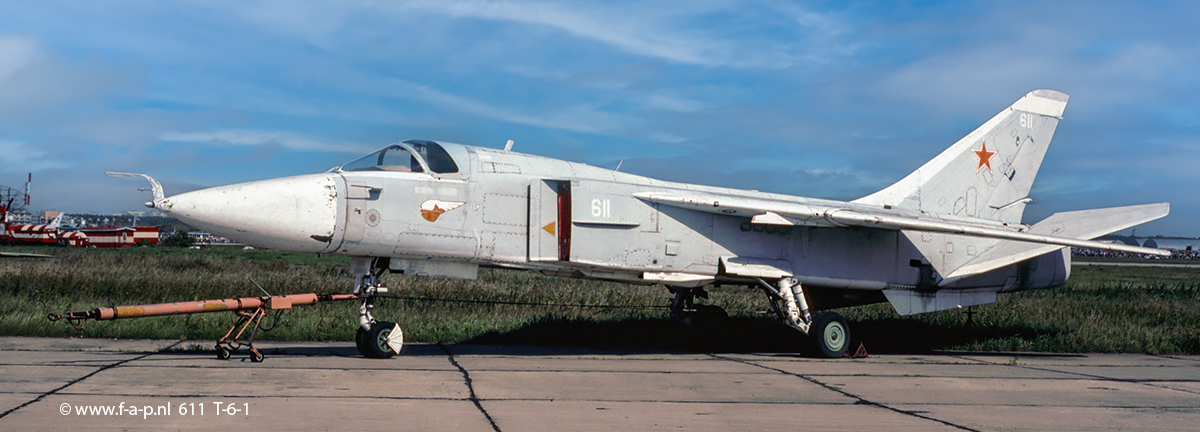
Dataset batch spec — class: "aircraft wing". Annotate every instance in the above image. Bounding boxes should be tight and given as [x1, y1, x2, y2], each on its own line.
[632, 191, 1170, 257]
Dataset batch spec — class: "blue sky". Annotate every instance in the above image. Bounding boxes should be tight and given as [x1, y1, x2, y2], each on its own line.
[1, 0, 1196, 236]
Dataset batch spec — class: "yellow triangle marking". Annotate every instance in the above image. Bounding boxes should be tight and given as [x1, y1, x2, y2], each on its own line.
[542, 222, 556, 236]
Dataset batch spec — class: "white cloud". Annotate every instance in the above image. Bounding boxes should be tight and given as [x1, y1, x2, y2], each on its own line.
[409, 83, 639, 133]
[184, 1, 855, 69]
[0, 140, 70, 171]
[645, 93, 709, 112]
[1, 0, 1195, 234]
[372, 0, 850, 69]
[158, 130, 374, 153]
[647, 132, 687, 143]
[0, 34, 124, 120]
[210, 0, 353, 43]
[0, 35, 39, 81]
[405, 0, 730, 66]
[858, 3, 1200, 119]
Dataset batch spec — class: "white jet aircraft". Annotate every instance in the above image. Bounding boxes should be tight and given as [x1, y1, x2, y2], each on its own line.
[111, 90, 1168, 358]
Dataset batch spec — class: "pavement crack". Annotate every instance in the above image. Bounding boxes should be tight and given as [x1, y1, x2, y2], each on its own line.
[439, 343, 502, 432]
[709, 354, 981, 432]
[943, 354, 1200, 395]
[0, 339, 184, 420]
[986, 358, 1200, 397]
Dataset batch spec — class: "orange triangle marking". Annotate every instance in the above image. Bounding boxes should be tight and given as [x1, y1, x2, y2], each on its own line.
[542, 222, 556, 236]
[846, 342, 869, 359]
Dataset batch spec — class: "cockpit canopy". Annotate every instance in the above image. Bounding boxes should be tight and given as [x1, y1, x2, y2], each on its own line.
[338, 140, 459, 174]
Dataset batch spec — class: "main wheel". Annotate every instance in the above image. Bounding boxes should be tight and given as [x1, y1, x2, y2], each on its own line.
[360, 321, 403, 359]
[215, 346, 230, 360]
[810, 312, 850, 358]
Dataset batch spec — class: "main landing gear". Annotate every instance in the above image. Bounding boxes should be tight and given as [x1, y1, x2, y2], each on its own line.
[758, 277, 850, 358]
[352, 258, 404, 359]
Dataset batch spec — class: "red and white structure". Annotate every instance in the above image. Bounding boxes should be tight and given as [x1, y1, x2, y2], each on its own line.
[3, 223, 62, 245]
[2, 174, 160, 249]
[60, 231, 88, 247]
[78, 226, 159, 248]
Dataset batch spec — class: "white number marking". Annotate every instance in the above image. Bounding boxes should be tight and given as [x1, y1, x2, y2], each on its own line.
[591, 198, 611, 218]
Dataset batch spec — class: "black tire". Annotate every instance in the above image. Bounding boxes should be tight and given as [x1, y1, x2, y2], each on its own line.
[216, 346, 230, 360]
[250, 350, 264, 363]
[355, 327, 368, 356]
[362, 322, 401, 359]
[810, 312, 850, 358]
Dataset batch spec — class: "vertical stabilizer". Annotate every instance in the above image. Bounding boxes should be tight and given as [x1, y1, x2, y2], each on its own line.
[854, 90, 1068, 224]
[47, 214, 64, 230]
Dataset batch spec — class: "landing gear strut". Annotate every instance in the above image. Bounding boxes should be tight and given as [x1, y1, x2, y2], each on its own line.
[352, 257, 403, 359]
[758, 277, 849, 358]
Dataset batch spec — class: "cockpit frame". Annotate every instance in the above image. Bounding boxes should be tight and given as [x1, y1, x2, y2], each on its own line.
[336, 140, 462, 178]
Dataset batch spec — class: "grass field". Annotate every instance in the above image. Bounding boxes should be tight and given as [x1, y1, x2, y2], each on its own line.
[2, 245, 1198, 354]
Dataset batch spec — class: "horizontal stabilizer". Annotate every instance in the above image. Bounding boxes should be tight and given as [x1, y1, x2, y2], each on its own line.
[939, 202, 1170, 285]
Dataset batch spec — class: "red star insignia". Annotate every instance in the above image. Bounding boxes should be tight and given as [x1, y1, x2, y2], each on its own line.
[973, 141, 996, 173]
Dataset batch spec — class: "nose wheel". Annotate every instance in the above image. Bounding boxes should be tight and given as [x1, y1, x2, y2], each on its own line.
[358, 321, 403, 358]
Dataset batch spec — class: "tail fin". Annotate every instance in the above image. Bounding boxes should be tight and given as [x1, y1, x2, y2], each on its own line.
[47, 214, 64, 230]
[854, 89, 1069, 224]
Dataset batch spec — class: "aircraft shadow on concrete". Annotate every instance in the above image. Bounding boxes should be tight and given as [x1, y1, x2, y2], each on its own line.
[458, 316, 1064, 355]
[154, 317, 1063, 358]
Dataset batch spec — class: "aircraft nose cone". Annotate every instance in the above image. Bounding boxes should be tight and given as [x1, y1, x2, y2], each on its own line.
[162, 173, 342, 252]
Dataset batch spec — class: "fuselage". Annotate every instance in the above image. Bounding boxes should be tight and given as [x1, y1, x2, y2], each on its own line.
[159, 140, 1069, 311]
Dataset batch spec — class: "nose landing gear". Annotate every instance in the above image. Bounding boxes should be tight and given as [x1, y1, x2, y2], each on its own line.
[352, 257, 403, 359]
